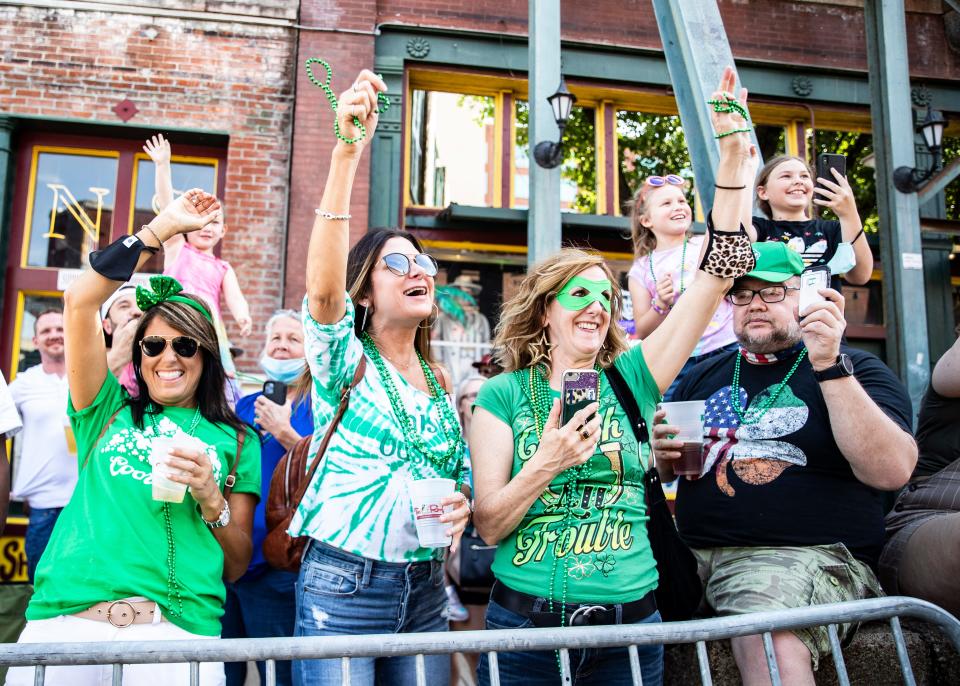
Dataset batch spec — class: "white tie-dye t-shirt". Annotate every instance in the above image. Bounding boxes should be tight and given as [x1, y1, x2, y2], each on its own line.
[289, 295, 465, 562]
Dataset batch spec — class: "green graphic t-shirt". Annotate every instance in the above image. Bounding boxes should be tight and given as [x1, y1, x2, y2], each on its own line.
[475, 344, 661, 604]
[289, 295, 463, 562]
[26, 373, 261, 636]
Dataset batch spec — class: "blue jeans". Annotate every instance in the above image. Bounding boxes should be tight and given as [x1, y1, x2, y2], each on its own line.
[663, 342, 739, 401]
[477, 599, 664, 686]
[222, 568, 297, 686]
[293, 541, 450, 686]
[25, 507, 62, 584]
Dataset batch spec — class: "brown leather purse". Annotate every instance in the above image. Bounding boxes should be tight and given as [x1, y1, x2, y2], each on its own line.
[263, 358, 365, 572]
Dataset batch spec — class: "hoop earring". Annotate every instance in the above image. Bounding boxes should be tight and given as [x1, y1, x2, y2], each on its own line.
[418, 304, 440, 329]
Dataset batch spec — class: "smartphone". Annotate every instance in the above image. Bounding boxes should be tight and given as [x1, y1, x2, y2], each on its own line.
[816, 153, 846, 190]
[561, 369, 599, 426]
[799, 266, 830, 316]
[262, 380, 287, 405]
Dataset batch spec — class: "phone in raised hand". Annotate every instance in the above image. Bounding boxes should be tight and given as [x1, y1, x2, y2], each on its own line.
[799, 266, 830, 317]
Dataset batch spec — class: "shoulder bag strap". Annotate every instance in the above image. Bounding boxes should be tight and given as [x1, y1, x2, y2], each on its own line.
[223, 430, 245, 499]
[604, 364, 650, 447]
[289, 356, 367, 510]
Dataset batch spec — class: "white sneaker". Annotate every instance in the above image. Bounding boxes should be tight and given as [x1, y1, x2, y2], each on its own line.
[445, 584, 470, 622]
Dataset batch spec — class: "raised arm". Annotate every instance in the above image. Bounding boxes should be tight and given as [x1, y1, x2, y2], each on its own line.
[931, 332, 960, 398]
[306, 69, 387, 324]
[222, 266, 252, 337]
[64, 190, 222, 410]
[143, 134, 183, 268]
[641, 67, 751, 392]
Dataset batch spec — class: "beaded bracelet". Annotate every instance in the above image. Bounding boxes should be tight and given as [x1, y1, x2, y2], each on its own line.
[315, 209, 352, 221]
[305, 58, 390, 145]
[650, 298, 670, 316]
[715, 127, 752, 139]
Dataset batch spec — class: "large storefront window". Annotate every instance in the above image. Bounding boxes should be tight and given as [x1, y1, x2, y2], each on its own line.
[23, 149, 118, 270]
[808, 128, 877, 232]
[408, 90, 496, 208]
[616, 111, 694, 215]
[512, 100, 597, 213]
[2, 132, 226, 380]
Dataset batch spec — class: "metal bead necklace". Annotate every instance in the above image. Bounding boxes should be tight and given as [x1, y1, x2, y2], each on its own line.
[305, 58, 391, 145]
[361, 332, 464, 485]
[147, 404, 203, 619]
[731, 348, 808, 425]
[648, 236, 688, 296]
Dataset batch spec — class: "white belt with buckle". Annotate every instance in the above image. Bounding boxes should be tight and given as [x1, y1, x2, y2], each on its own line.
[74, 598, 164, 628]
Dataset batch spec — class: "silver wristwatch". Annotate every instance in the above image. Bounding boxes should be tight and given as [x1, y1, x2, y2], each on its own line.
[203, 499, 231, 529]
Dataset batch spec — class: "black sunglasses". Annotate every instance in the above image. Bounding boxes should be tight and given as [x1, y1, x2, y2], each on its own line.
[381, 252, 439, 277]
[140, 335, 200, 358]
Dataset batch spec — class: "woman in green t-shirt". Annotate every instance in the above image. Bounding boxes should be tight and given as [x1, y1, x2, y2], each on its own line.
[7, 190, 261, 686]
[470, 69, 758, 686]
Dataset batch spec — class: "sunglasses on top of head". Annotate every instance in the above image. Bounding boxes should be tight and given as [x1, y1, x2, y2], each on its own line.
[139, 335, 200, 358]
[644, 174, 685, 188]
[381, 252, 439, 278]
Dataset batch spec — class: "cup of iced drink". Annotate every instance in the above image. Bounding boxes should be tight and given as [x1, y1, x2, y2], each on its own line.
[63, 417, 77, 457]
[659, 400, 706, 477]
[408, 477, 456, 548]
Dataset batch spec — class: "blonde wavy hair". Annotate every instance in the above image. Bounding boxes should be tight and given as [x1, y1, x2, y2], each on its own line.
[494, 248, 629, 374]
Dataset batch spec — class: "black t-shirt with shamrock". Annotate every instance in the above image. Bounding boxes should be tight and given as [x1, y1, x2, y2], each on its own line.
[671, 345, 913, 568]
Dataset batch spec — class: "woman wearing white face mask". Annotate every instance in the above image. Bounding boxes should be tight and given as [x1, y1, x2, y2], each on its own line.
[226, 309, 312, 686]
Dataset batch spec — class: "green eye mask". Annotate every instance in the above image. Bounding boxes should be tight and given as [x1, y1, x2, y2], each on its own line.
[556, 276, 612, 312]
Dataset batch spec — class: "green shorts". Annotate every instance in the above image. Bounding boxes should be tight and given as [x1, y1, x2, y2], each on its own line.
[692, 544, 882, 669]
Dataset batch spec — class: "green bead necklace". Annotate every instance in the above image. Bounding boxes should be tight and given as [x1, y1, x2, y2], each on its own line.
[648, 236, 688, 297]
[361, 333, 464, 486]
[707, 95, 752, 139]
[147, 404, 203, 619]
[305, 58, 391, 145]
[731, 348, 808, 425]
[518, 363, 601, 667]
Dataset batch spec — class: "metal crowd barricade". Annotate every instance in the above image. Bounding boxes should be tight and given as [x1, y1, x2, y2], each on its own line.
[1, 597, 958, 686]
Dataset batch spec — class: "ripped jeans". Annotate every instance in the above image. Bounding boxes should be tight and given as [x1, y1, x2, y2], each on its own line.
[293, 541, 450, 686]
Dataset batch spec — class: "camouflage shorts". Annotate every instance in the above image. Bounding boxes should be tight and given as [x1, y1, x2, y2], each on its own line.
[691, 544, 883, 669]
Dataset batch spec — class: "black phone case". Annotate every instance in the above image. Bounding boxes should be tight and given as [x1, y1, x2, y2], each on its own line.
[262, 381, 287, 405]
[816, 153, 846, 187]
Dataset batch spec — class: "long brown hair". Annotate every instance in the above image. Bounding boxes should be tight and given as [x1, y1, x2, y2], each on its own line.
[627, 181, 692, 257]
[494, 248, 629, 374]
[346, 228, 433, 362]
[755, 155, 814, 219]
[129, 296, 248, 435]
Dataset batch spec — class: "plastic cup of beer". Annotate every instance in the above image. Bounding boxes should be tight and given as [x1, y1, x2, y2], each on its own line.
[149, 435, 191, 503]
[660, 400, 706, 477]
[62, 417, 77, 457]
[408, 477, 456, 548]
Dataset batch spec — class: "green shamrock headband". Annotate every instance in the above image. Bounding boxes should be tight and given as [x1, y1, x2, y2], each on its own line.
[556, 276, 612, 313]
[135, 275, 213, 323]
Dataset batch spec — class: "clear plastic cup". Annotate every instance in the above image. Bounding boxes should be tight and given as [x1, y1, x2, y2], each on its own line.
[148, 434, 203, 503]
[660, 400, 707, 477]
[63, 417, 77, 457]
[408, 477, 456, 548]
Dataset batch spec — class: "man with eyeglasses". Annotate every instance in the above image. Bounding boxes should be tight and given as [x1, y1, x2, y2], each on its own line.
[652, 241, 917, 684]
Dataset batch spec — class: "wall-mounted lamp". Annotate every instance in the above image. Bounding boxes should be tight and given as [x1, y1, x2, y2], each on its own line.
[532, 76, 577, 169]
[893, 105, 946, 193]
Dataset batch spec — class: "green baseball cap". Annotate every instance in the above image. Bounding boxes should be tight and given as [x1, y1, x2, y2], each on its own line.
[742, 242, 805, 283]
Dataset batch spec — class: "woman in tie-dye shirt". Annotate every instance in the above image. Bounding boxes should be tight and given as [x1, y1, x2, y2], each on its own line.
[289, 68, 471, 686]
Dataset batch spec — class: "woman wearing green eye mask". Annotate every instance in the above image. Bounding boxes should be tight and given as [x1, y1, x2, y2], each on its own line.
[470, 66, 757, 686]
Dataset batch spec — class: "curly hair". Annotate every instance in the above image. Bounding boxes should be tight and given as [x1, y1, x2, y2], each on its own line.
[494, 248, 629, 374]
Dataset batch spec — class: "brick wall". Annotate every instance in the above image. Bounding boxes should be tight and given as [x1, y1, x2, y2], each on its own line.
[0, 5, 297, 369]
